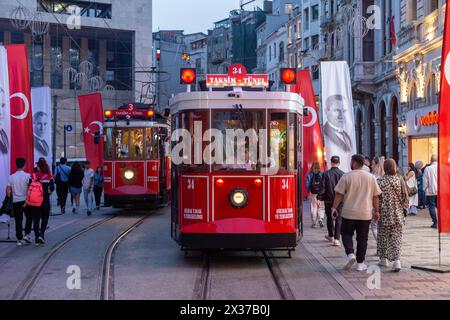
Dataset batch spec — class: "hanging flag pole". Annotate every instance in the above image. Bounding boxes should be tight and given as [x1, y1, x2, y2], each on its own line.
[412, 2, 450, 274]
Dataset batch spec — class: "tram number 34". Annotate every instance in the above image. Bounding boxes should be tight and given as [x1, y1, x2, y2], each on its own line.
[282, 179, 289, 190]
[187, 179, 195, 190]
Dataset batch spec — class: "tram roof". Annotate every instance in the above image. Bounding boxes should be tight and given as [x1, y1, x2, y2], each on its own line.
[169, 91, 305, 114]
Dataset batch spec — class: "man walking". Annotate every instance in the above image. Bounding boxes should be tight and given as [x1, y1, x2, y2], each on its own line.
[83, 161, 95, 216]
[7, 158, 32, 246]
[423, 155, 438, 229]
[319, 156, 344, 247]
[54, 157, 71, 214]
[331, 154, 382, 271]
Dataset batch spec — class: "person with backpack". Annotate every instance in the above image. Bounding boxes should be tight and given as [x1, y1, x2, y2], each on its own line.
[68, 162, 84, 214]
[7, 158, 32, 246]
[27, 158, 55, 245]
[318, 156, 345, 247]
[306, 162, 325, 228]
[54, 157, 71, 214]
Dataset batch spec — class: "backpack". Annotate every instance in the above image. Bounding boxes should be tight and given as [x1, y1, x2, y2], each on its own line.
[26, 176, 44, 207]
[310, 173, 323, 195]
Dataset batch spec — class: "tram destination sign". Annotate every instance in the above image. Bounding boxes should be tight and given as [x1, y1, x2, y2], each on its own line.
[206, 63, 269, 88]
[105, 103, 154, 119]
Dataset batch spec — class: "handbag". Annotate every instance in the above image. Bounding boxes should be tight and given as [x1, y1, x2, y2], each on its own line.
[407, 185, 418, 197]
[1, 194, 13, 216]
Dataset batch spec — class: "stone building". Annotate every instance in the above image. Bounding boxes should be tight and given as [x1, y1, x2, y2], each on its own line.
[0, 0, 153, 161]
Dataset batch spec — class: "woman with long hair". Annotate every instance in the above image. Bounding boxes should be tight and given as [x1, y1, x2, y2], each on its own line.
[68, 162, 84, 214]
[32, 158, 55, 245]
[404, 163, 419, 216]
[370, 156, 385, 240]
[306, 161, 325, 228]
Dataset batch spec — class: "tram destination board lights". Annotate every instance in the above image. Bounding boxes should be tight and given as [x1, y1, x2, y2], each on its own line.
[280, 68, 297, 85]
[180, 68, 196, 84]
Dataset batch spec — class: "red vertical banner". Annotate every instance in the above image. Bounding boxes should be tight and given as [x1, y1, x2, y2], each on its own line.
[5, 44, 34, 173]
[439, 4, 450, 234]
[78, 93, 104, 170]
[290, 70, 325, 198]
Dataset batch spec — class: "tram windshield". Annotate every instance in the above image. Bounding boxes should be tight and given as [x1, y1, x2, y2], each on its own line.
[104, 127, 167, 160]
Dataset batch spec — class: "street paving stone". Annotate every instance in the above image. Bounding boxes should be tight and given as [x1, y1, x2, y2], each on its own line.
[302, 203, 450, 300]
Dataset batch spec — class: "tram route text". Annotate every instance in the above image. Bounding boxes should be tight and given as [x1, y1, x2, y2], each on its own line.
[179, 304, 271, 318]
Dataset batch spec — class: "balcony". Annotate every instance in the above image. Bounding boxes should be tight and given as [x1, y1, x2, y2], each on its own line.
[397, 21, 421, 50]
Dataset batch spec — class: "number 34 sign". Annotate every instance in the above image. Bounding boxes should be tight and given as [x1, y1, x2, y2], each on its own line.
[206, 63, 269, 88]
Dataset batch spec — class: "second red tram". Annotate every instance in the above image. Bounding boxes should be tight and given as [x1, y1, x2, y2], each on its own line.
[170, 90, 304, 250]
[102, 103, 171, 208]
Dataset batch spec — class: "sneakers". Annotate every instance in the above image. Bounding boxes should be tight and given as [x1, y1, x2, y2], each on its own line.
[431, 224, 438, 229]
[61, 207, 66, 214]
[319, 219, 324, 228]
[332, 239, 341, 247]
[325, 235, 333, 242]
[356, 263, 368, 272]
[17, 240, 24, 247]
[23, 235, 32, 245]
[379, 258, 389, 267]
[392, 260, 402, 272]
[344, 254, 356, 271]
[36, 237, 45, 246]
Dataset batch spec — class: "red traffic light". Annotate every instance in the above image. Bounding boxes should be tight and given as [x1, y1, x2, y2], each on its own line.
[156, 49, 161, 61]
[280, 68, 297, 85]
[180, 68, 196, 84]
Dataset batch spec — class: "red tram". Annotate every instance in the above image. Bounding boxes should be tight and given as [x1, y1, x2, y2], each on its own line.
[170, 67, 305, 251]
[102, 103, 171, 208]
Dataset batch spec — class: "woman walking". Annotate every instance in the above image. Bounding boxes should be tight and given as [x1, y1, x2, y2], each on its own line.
[415, 161, 426, 209]
[404, 163, 419, 216]
[370, 157, 385, 240]
[93, 166, 104, 210]
[377, 159, 408, 272]
[68, 162, 84, 214]
[306, 162, 325, 228]
[31, 158, 55, 245]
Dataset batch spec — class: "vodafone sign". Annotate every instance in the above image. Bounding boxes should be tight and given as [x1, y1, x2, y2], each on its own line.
[407, 106, 439, 136]
[206, 63, 269, 88]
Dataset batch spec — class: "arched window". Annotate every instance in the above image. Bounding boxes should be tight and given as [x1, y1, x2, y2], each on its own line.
[279, 42, 285, 62]
[426, 74, 438, 105]
[409, 84, 417, 110]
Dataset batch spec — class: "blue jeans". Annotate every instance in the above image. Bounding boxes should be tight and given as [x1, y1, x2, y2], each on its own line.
[427, 196, 438, 225]
[418, 190, 426, 208]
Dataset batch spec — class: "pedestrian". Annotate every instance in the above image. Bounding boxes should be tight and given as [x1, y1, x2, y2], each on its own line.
[68, 162, 84, 214]
[29, 158, 55, 245]
[423, 155, 438, 229]
[363, 157, 372, 173]
[404, 163, 419, 216]
[319, 156, 344, 247]
[415, 161, 426, 209]
[331, 154, 382, 272]
[377, 159, 408, 272]
[369, 156, 385, 240]
[93, 166, 104, 210]
[6, 158, 32, 246]
[54, 157, 71, 214]
[83, 161, 95, 216]
[306, 162, 325, 228]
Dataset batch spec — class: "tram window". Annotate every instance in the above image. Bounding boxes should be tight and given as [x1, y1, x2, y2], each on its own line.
[270, 113, 288, 170]
[115, 129, 130, 159]
[104, 128, 114, 160]
[130, 129, 144, 159]
[212, 111, 264, 171]
[288, 113, 297, 170]
[146, 127, 159, 160]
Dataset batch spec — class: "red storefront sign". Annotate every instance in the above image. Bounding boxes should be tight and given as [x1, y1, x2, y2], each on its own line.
[206, 63, 269, 88]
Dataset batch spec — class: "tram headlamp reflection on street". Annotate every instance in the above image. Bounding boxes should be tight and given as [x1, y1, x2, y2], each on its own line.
[229, 189, 248, 208]
[124, 169, 135, 180]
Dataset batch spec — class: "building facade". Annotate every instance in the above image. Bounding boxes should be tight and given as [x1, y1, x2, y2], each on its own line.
[1, 0, 153, 160]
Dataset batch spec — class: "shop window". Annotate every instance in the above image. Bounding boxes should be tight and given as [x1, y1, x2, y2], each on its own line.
[279, 42, 284, 63]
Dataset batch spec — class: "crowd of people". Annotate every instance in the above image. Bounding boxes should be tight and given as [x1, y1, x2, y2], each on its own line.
[1, 157, 104, 246]
[306, 154, 439, 273]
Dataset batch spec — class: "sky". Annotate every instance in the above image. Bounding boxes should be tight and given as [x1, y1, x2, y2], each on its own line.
[152, 0, 267, 34]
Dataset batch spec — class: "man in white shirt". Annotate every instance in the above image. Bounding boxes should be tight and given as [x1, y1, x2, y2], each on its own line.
[83, 161, 95, 216]
[423, 155, 438, 229]
[7, 158, 32, 246]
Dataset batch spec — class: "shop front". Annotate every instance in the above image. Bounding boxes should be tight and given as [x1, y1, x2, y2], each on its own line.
[406, 105, 439, 166]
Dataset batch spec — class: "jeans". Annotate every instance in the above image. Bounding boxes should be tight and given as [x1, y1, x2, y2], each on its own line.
[83, 188, 94, 212]
[418, 190, 426, 208]
[13, 202, 32, 241]
[325, 203, 342, 240]
[29, 206, 42, 242]
[56, 182, 69, 210]
[427, 196, 438, 226]
[310, 194, 325, 226]
[341, 218, 371, 263]
[370, 219, 378, 241]
[93, 186, 103, 207]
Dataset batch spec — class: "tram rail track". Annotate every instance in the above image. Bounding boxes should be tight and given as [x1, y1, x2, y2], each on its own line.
[193, 250, 295, 300]
[11, 215, 116, 300]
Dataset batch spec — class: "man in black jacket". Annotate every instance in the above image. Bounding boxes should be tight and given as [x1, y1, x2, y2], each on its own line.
[319, 156, 345, 247]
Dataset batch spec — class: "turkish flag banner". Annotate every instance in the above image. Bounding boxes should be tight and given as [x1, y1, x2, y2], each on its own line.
[5, 45, 34, 173]
[78, 93, 104, 170]
[290, 70, 325, 198]
[439, 4, 450, 234]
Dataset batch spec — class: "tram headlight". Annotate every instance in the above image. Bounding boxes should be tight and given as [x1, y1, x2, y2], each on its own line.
[229, 189, 249, 208]
[124, 169, 135, 180]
